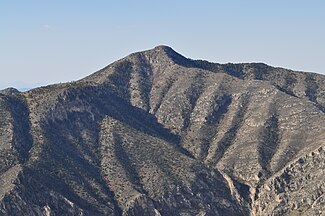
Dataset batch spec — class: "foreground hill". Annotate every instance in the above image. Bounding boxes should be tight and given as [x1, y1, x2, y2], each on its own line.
[1, 46, 325, 215]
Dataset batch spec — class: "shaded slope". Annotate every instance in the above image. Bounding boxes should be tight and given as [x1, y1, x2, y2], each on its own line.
[100, 117, 245, 215]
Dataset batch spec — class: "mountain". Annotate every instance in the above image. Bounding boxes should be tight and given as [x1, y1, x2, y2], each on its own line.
[1, 45, 325, 215]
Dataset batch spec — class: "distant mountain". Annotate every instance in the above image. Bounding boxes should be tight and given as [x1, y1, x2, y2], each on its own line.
[0, 87, 20, 95]
[1, 46, 325, 215]
[18, 88, 32, 92]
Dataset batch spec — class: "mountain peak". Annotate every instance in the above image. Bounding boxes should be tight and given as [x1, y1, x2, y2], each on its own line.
[151, 45, 176, 53]
[140, 45, 181, 61]
[0, 87, 20, 95]
[2, 46, 325, 215]
[153, 44, 172, 50]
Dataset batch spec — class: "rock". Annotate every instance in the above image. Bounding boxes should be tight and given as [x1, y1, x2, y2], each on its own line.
[1, 46, 325, 215]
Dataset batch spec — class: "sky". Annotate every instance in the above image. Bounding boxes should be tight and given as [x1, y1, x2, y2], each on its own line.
[1, 0, 324, 90]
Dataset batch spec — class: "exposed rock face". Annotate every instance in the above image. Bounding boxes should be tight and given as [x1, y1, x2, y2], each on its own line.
[1, 45, 325, 215]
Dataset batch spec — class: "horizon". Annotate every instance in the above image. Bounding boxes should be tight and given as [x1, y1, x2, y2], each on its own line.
[1, 1, 324, 90]
[0, 44, 324, 91]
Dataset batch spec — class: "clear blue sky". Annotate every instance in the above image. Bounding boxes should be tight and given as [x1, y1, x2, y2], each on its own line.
[1, 0, 324, 90]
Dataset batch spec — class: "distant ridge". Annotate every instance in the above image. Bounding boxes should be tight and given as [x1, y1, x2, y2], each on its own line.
[0, 87, 20, 95]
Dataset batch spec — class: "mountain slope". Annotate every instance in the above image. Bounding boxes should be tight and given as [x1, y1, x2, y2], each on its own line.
[1, 46, 325, 215]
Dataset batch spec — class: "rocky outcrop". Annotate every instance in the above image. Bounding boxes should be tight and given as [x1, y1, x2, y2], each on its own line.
[1, 46, 325, 215]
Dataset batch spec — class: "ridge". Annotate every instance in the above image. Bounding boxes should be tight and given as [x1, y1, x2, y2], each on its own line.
[1, 46, 325, 215]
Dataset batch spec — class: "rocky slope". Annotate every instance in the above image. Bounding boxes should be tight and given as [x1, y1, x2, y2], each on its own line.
[1, 46, 325, 215]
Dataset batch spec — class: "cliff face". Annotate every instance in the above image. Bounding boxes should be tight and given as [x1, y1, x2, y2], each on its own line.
[1, 46, 325, 215]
